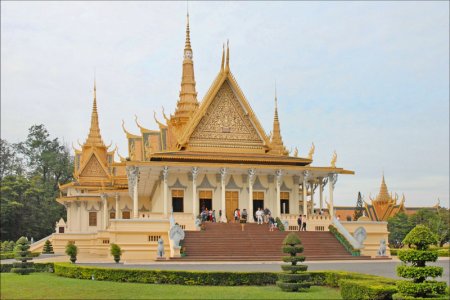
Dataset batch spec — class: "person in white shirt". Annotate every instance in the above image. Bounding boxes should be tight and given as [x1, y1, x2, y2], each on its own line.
[256, 208, 263, 224]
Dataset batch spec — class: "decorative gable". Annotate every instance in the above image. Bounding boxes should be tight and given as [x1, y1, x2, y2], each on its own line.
[80, 154, 108, 178]
[183, 77, 269, 153]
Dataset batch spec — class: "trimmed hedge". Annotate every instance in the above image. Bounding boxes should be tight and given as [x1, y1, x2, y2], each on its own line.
[397, 265, 443, 280]
[54, 263, 278, 286]
[397, 281, 447, 298]
[1, 262, 54, 273]
[398, 250, 438, 264]
[328, 225, 361, 256]
[391, 248, 449, 258]
[0, 252, 40, 260]
[340, 279, 398, 300]
[308, 271, 396, 288]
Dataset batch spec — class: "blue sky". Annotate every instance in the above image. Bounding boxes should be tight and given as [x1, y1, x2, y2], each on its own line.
[1, 1, 448, 207]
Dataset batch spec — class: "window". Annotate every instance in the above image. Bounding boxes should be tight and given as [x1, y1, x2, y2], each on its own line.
[122, 211, 130, 219]
[102, 239, 110, 244]
[280, 192, 290, 214]
[110, 212, 116, 219]
[58, 227, 65, 233]
[89, 212, 97, 226]
[172, 190, 184, 213]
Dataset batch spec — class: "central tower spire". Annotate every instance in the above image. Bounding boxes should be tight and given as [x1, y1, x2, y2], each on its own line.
[85, 79, 105, 147]
[172, 12, 199, 131]
[269, 84, 288, 155]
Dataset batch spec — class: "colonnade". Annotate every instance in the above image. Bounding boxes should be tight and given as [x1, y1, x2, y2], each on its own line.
[125, 166, 339, 222]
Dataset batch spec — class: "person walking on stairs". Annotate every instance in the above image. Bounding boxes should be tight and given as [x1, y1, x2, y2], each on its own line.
[297, 215, 302, 231]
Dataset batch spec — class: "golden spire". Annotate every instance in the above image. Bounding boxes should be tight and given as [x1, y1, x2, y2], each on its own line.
[269, 83, 288, 155]
[377, 173, 390, 202]
[172, 12, 198, 129]
[84, 79, 105, 147]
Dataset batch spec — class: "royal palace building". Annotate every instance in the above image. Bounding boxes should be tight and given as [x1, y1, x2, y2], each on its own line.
[30, 15, 390, 260]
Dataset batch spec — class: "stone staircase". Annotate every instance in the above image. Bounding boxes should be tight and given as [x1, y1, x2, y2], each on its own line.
[180, 223, 371, 261]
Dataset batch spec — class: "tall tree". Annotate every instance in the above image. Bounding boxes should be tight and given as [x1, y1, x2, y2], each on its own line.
[0, 139, 24, 180]
[0, 125, 73, 241]
[387, 213, 414, 248]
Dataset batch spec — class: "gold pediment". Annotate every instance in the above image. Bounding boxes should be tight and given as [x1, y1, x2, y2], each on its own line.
[190, 80, 263, 146]
[180, 72, 270, 153]
[80, 154, 108, 178]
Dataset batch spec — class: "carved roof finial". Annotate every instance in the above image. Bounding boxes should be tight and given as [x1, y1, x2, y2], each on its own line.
[221, 43, 225, 72]
[330, 150, 337, 167]
[308, 142, 315, 160]
[225, 39, 230, 73]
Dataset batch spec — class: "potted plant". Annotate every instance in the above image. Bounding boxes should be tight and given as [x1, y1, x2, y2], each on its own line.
[65, 242, 78, 263]
[110, 243, 122, 263]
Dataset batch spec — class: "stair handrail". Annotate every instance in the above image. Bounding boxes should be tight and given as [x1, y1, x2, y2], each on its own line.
[31, 233, 53, 246]
[331, 217, 363, 249]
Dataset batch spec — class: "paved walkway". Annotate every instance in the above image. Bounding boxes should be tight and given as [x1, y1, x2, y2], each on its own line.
[3, 255, 449, 283]
[77, 258, 449, 283]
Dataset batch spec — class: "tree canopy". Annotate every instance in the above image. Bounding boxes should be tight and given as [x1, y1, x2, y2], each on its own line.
[388, 208, 450, 248]
[1, 125, 73, 241]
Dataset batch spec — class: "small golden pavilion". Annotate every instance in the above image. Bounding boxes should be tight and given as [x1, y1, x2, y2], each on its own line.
[30, 15, 391, 260]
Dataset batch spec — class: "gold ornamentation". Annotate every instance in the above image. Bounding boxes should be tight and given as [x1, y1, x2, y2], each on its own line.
[308, 143, 315, 160]
[190, 81, 262, 145]
[331, 150, 337, 168]
[294, 147, 298, 157]
[80, 155, 107, 177]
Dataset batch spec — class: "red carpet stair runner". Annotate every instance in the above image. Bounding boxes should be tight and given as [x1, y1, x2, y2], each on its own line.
[180, 223, 371, 261]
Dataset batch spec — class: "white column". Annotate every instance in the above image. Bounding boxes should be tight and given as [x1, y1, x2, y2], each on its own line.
[76, 202, 82, 231]
[220, 168, 227, 221]
[328, 173, 338, 217]
[248, 169, 255, 222]
[64, 202, 71, 232]
[275, 170, 282, 218]
[292, 176, 300, 215]
[101, 194, 108, 230]
[302, 171, 309, 217]
[310, 181, 315, 215]
[192, 167, 199, 216]
[126, 166, 139, 219]
[163, 166, 169, 217]
[319, 178, 323, 212]
[115, 193, 120, 219]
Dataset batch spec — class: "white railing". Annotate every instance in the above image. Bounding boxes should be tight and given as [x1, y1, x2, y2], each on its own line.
[332, 217, 363, 249]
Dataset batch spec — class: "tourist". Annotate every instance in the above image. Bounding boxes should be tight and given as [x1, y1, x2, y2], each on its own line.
[297, 215, 302, 231]
[256, 208, 263, 224]
[212, 210, 216, 222]
[209, 210, 213, 222]
[268, 214, 275, 231]
[218, 210, 222, 223]
[241, 209, 248, 223]
[234, 208, 239, 223]
[301, 215, 307, 231]
[237, 209, 241, 221]
[264, 208, 271, 223]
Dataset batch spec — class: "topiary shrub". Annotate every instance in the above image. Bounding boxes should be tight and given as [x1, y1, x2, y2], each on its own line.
[11, 237, 34, 275]
[394, 225, 447, 299]
[276, 232, 311, 292]
[275, 217, 285, 231]
[42, 240, 54, 254]
[110, 243, 122, 263]
[65, 242, 78, 264]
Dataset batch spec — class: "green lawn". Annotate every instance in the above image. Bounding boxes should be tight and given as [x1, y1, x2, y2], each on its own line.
[1, 273, 341, 299]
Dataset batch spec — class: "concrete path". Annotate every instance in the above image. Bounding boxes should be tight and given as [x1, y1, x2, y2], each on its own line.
[77, 258, 449, 283]
[3, 255, 449, 283]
